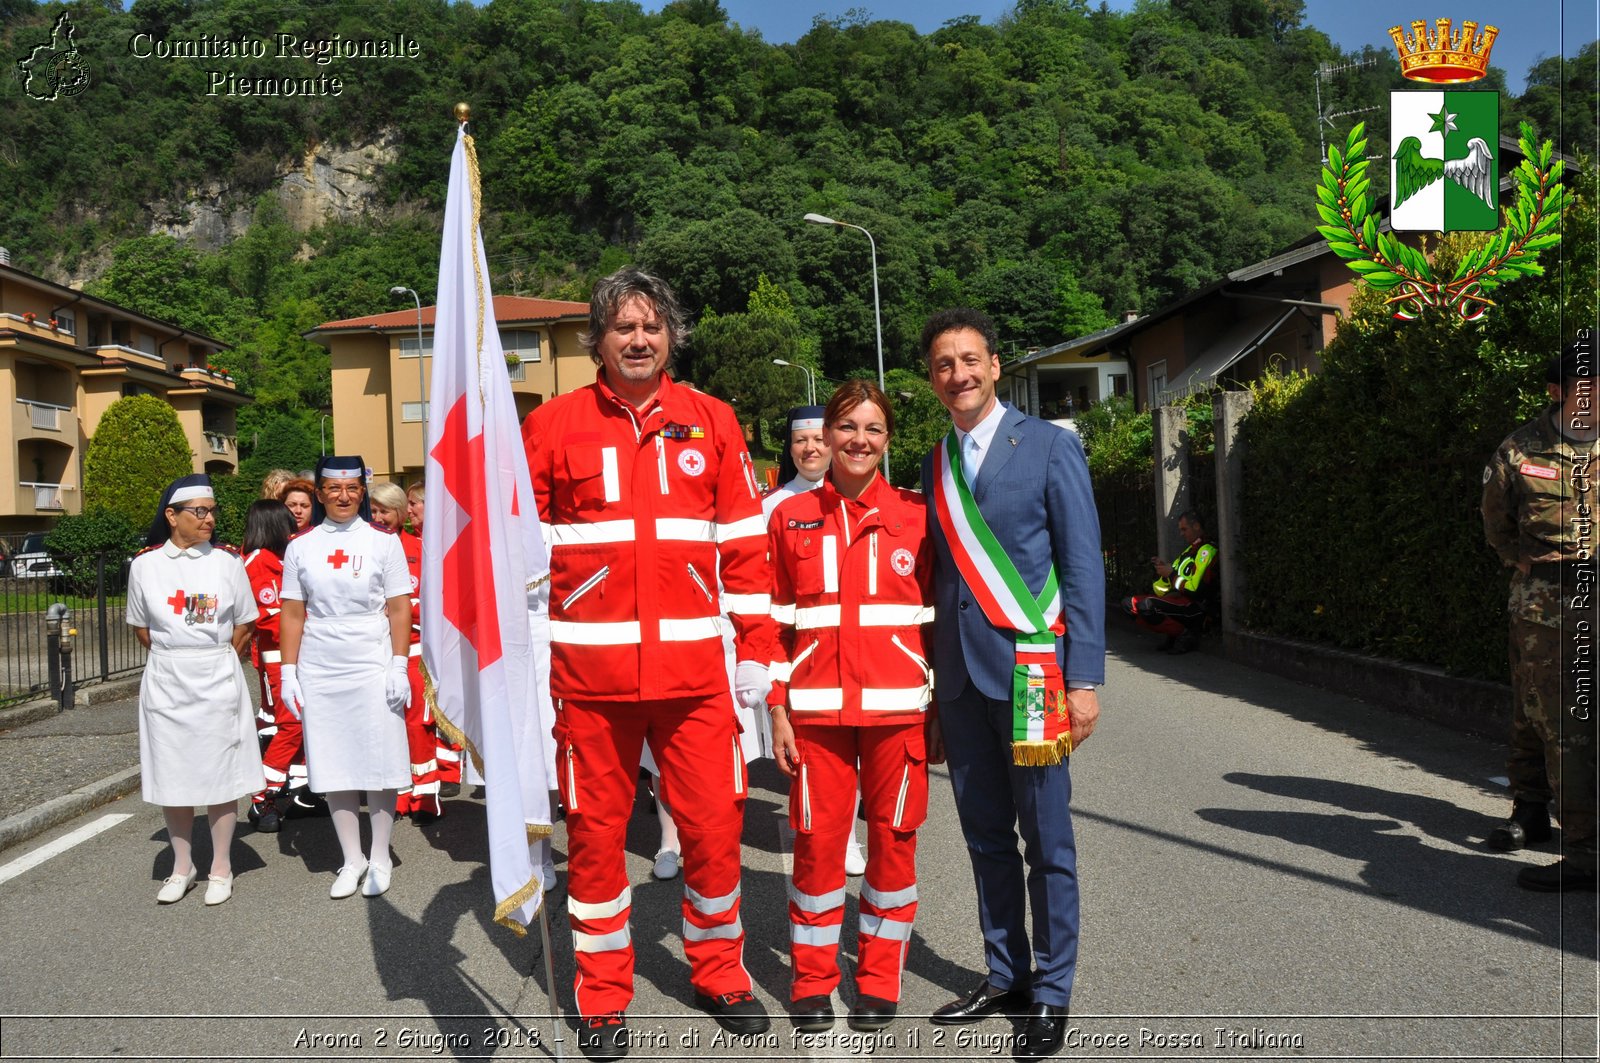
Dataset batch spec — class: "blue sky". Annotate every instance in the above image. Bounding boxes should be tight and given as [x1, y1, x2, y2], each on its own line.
[669, 1, 1595, 95]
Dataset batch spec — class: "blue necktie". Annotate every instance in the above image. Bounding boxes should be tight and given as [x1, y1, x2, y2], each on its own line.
[962, 432, 981, 490]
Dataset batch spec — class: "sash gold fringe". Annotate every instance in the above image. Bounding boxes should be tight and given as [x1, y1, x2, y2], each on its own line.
[493, 875, 543, 937]
[1011, 735, 1073, 767]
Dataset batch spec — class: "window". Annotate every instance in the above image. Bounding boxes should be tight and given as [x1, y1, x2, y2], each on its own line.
[135, 332, 156, 356]
[507, 361, 526, 382]
[1146, 360, 1166, 403]
[500, 330, 542, 363]
[399, 335, 433, 358]
[1110, 374, 1129, 398]
[402, 401, 430, 423]
[54, 309, 75, 336]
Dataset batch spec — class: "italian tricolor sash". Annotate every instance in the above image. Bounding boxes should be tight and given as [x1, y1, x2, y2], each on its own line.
[931, 431, 1071, 766]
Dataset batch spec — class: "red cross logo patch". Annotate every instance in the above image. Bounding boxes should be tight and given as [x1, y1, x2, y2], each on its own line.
[677, 447, 707, 477]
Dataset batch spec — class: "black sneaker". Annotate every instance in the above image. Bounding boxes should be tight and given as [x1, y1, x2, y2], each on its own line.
[439, 781, 462, 798]
[577, 1013, 628, 1061]
[696, 990, 770, 1035]
[251, 801, 281, 834]
[286, 791, 330, 819]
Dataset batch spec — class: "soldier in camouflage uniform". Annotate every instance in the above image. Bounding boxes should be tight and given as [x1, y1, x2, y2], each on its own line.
[1481, 335, 1599, 892]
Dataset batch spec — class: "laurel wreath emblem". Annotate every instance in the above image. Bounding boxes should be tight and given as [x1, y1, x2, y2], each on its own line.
[1317, 121, 1567, 321]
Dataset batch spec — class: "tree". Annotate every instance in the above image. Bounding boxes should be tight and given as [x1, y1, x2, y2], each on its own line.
[82, 396, 195, 528]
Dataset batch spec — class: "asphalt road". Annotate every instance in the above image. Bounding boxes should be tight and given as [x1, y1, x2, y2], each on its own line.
[0, 626, 1594, 1062]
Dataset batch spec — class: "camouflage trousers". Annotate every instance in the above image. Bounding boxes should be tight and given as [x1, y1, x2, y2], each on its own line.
[1509, 616, 1599, 864]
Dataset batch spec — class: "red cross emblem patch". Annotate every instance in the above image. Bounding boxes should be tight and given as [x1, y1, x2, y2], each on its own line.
[677, 447, 707, 477]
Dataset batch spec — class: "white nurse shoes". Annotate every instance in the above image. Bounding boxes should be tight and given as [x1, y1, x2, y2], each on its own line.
[361, 862, 392, 898]
[204, 874, 234, 906]
[156, 868, 198, 904]
[330, 859, 368, 899]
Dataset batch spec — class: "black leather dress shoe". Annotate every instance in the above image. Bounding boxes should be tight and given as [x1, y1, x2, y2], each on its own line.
[847, 995, 897, 1032]
[695, 991, 771, 1034]
[577, 1013, 628, 1061]
[1517, 859, 1598, 892]
[930, 982, 1029, 1025]
[1488, 799, 1552, 851]
[789, 994, 834, 1032]
[1015, 1003, 1067, 1061]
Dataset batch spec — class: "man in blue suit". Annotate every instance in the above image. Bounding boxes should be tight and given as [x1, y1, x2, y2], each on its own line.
[918, 308, 1104, 1061]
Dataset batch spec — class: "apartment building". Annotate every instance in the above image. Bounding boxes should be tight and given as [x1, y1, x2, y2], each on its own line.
[306, 295, 591, 484]
[0, 256, 248, 534]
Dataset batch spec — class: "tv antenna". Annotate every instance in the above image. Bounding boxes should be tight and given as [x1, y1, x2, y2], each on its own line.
[1315, 58, 1383, 165]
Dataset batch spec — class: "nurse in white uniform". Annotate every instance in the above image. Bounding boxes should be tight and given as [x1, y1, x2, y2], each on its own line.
[277, 457, 413, 900]
[126, 474, 261, 907]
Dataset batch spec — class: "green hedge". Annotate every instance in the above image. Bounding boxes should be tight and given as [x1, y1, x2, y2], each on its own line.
[1235, 166, 1597, 680]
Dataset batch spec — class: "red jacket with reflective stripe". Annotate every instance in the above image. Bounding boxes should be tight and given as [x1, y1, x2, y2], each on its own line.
[523, 372, 771, 702]
[397, 530, 422, 645]
[244, 549, 282, 654]
[767, 473, 934, 727]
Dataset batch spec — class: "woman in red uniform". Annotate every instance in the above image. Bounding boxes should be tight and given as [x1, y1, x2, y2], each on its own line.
[369, 481, 441, 822]
[767, 380, 941, 1034]
[243, 499, 300, 833]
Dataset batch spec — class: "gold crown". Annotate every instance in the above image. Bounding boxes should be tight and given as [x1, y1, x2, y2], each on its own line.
[1388, 18, 1498, 83]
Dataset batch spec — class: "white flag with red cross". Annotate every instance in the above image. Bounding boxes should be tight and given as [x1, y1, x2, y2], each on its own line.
[422, 121, 553, 933]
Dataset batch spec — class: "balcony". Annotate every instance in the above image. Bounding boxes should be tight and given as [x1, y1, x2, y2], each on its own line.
[2, 312, 76, 342]
[15, 398, 69, 433]
[19, 481, 70, 511]
[205, 431, 235, 456]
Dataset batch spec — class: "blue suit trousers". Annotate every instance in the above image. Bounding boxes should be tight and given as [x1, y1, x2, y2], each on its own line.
[940, 679, 1079, 1008]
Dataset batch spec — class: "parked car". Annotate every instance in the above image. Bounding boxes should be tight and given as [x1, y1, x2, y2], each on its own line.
[12, 533, 63, 579]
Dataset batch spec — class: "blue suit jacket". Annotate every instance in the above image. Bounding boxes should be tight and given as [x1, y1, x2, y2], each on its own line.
[921, 405, 1106, 702]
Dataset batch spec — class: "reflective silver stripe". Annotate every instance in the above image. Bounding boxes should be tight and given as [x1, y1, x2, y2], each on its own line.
[686, 563, 713, 602]
[858, 913, 914, 941]
[260, 649, 282, 664]
[722, 593, 771, 615]
[862, 686, 931, 712]
[891, 634, 931, 677]
[660, 617, 721, 642]
[717, 513, 767, 543]
[800, 763, 812, 831]
[862, 603, 936, 626]
[769, 660, 792, 683]
[569, 886, 633, 921]
[411, 759, 439, 775]
[770, 602, 797, 626]
[682, 919, 743, 942]
[821, 536, 839, 593]
[551, 620, 641, 645]
[685, 883, 741, 916]
[412, 781, 440, 795]
[791, 922, 842, 947]
[263, 765, 289, 783]
[573, 926, 632, 953]
[795, 604, 842, 630]
[550, 520, 635, 546]
[868, 532, 878, 596]
[893, 763, 911, 827]
[788, 882, 846, 914]
[602, 446, 620, 503]
[408, 643, 422, 657]
[861, 882, 919, 910]
[436, 747, 460, 763]
[658, 517, 716, 542]
[789, 687, 843, 712]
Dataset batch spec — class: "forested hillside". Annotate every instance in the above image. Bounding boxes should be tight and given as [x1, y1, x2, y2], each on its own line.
[1, 0, 1591, 462]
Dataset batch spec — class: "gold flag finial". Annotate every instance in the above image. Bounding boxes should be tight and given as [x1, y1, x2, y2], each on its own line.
[454, 101, 471, 123]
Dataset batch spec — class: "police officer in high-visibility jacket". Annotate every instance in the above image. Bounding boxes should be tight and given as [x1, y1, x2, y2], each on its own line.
[767, 380, 939, 1035]
[522, 267, 773, 1062]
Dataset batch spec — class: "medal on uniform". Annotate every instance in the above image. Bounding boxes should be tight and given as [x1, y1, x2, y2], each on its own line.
[184, 593, 197, 626]
[203, 594, 217, 624]
[351, 555, 364, 579]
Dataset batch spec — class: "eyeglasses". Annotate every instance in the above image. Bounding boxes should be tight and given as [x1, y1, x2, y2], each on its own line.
[174, 506, 219, 519]
[320, 485, 364, 498]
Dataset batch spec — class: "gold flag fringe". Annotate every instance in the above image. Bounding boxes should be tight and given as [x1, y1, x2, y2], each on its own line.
[1011, 734, 1073, 767]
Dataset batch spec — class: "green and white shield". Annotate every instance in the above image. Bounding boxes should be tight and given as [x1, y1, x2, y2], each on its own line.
[1389, 91, 1499, 232]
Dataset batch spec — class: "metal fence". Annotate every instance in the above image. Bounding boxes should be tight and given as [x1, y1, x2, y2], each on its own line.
[1095, 449, 1218, 602]
[0, 544, 144, 707]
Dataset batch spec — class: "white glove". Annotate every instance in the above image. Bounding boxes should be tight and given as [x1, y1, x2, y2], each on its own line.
[734, 661, 771, 711]
[386, 655, 411, 713]
[279, 664, 305, 721]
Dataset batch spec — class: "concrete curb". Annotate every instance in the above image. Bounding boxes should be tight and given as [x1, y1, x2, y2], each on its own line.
[0, 766, 141, 853]
[0, 675, 143, 732]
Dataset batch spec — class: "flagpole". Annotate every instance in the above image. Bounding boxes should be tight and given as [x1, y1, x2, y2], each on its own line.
[538, 897, 565, 1059]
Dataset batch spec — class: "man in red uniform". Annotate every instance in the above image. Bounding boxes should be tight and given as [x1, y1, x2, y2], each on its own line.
[523, 267, 773, 1061]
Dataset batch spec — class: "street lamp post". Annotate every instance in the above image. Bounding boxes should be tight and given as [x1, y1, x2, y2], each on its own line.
[802, 213, 884, 395]
[804, 211, 887, 478]
[389, 285, 427, 471]
[772, 358, 816, 406]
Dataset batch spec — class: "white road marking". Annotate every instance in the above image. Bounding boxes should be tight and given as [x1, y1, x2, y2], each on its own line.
[0, 813, 134, 885]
